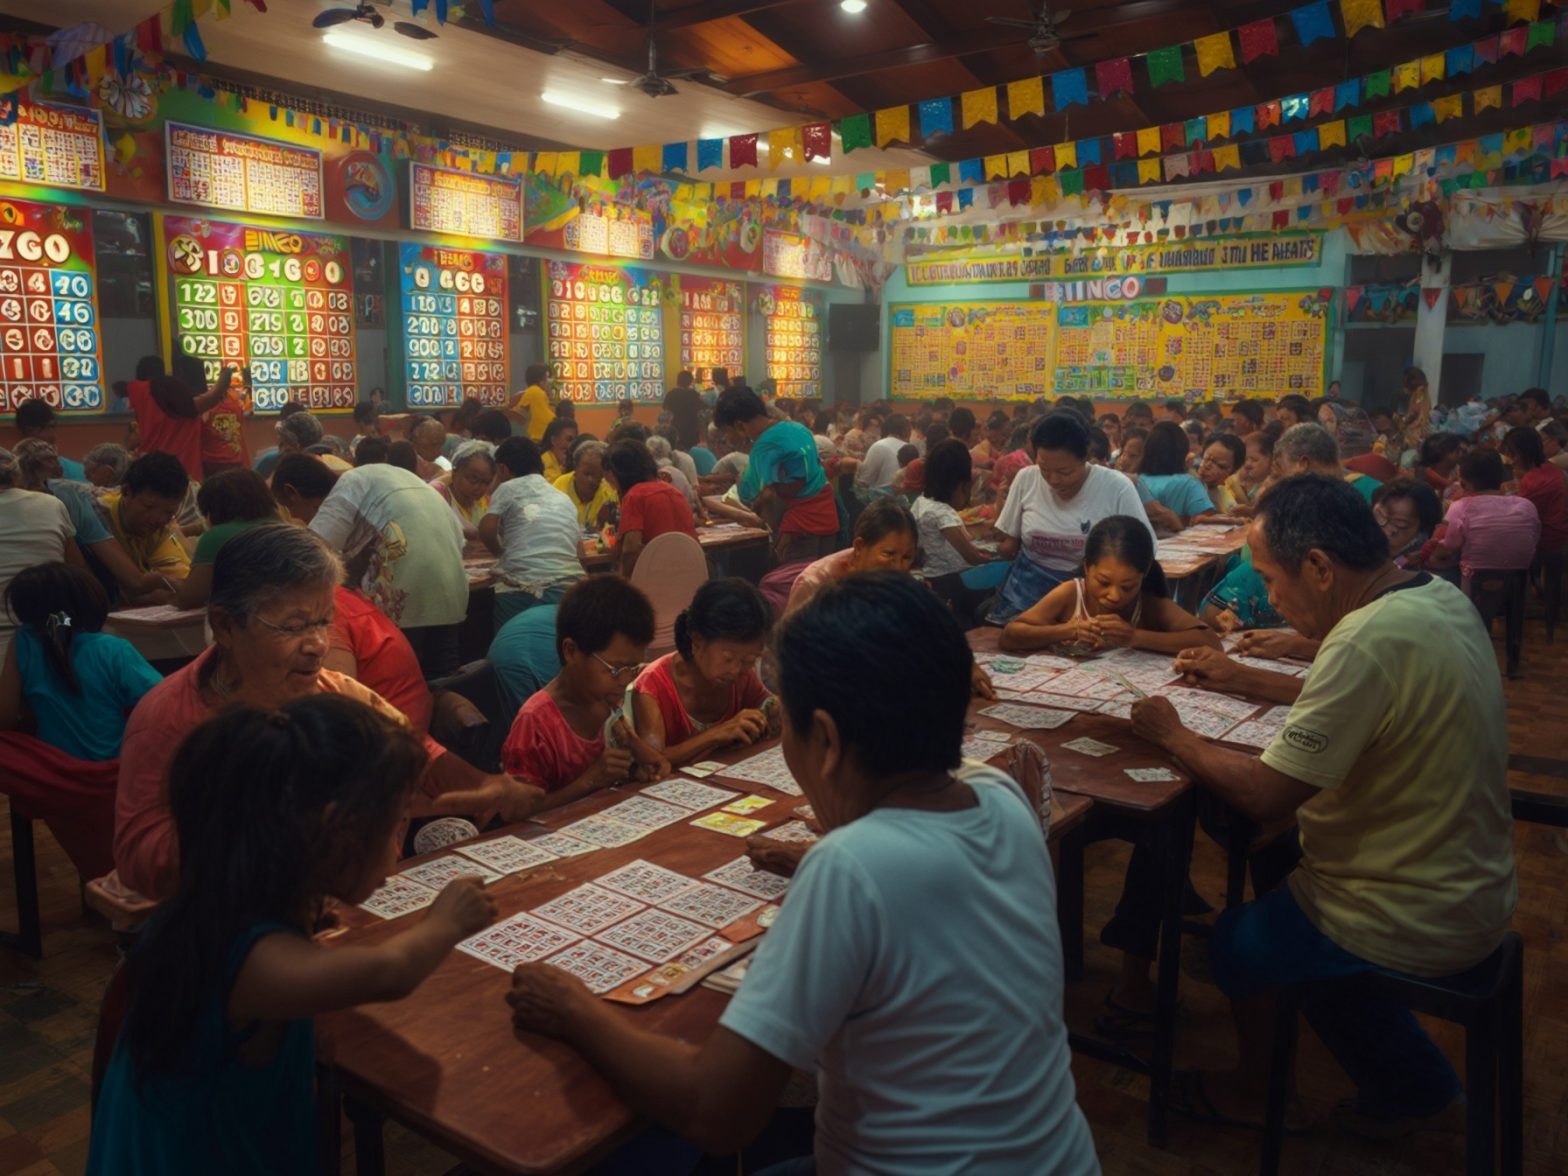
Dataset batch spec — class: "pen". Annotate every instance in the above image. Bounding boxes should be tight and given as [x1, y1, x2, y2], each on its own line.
[1102, 668, 1147, 700]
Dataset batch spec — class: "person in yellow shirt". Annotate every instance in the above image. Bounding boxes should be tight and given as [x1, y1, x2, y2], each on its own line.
[100, 452, 193, 587]
[1130, 473, 1513, 1139]
[509, 364, 555, 442]
[540, 418, 578, 483]
[552, 439, 616, 530]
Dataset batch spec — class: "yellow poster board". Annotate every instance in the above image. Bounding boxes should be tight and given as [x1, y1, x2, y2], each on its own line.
[889, 290, 1333, 400]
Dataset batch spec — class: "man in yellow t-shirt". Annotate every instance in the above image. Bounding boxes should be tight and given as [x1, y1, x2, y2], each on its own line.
[508, 363, 555, 441]
[100, 451, 193, 585]
[1130, 473, 1514, 1139]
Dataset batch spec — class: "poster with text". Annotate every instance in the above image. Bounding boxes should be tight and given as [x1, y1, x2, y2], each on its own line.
[165, 122, 324, 220]
[545, 261, 668, 404]
[165, 217, 356, 413]
[408, 163, 523, 242]
[889, 302, 1058, 400]
[0, 102, 105, 192]
[0, 198, 105, 415]
[399, 243, 509, 408]
[762, 230, 831, 283]
[678, 277, 743, 387]
[759, 285, 822, 399]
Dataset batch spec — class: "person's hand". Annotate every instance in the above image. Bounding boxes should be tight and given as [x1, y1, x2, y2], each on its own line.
[427, 876, 498, 940]
[507, 963, 592, 1038]
[429, 775, 545, 827]
[1234, 630, 1296, 660]
[745, 836, 810, 877]
[592, 747, 635, 789]
[970, 663, 997, 700]
[1174, 646, 1243, 692]
[633, 754, 671, 784]
[1067, 618, 1105, 651]
[720, 709, 768, 746]
[1130, 696, 1186, 751]
[1091, 614, 1135, 647]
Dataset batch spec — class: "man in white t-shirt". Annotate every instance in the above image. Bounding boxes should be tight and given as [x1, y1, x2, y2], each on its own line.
[855, 413, 913, 495]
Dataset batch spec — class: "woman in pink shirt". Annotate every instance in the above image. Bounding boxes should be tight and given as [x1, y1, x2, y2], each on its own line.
[1427, 449, 1540, 590]
[783, 498, 917, 617]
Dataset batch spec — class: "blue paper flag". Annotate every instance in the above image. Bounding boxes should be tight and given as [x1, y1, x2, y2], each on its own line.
[957, 187, 975, 209]
[1077, 138, 1101, 166]
[1185, 118, 1206, 144]
[958, 157, 984, 184]
[1294, 128, 1320, 155]
[1111, 162, 1138, 187]
[1230, 106, 1256, 135]
[1449, 0, 1480, 18]
[1335, 80, 1360, 110]
[918, 98, 954, 138]
[1409, 102, 1435, 130]
[1281, 94, 1309, 122]
[1446, 45, 1474, 75]
[662, 142, 688, 172]
[697, 139, 723, 170]
[1238, 187, 1253, 206]
[1051, 68, 1088, 109]
[183, 19, 206, 62]
[1291, 1, 1335, 48]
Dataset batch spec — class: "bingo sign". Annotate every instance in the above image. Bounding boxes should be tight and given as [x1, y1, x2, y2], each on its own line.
[165, 217, 356, 413]
[399, 243, 510, 408]
[760, 285, 822, 399]
[678, 276, 743, 388]
[0, 198, 104, 415]
[546, 261, 667, 404]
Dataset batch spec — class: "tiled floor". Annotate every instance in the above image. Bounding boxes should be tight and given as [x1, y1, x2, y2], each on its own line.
[3, 620, 1565, 1175]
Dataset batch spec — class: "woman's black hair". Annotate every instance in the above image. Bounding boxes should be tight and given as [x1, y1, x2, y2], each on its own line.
[924, 422, 950, 449]
[354, 437, 390, 466]
[386, 441, 419, 473]
[853, 497, 917, 545]
[1140, 422, 1192, 477]
[1419, 433, 1464, 467]
[4, 562, 109, 693]
[133, 355, 165, 382]
[543, 418, 577, 448]
[605, 438, 659, 491]
[712, 385, 767, 427]
[776, 572, 972, 777]
[1460, 448, 1506, 491]
[674, 578, 773, 662]
[1029, 412, 1090, 460]
[524, 363, 551, 386]
[1502, 425, 1546, 470]
[119, 696, 426, 1081]
[495, 436, 544, 478]
[196, 468, 276, 526]
[922, 438, 973, 505]
[1232, 400, 1266, 427]
[149, 372, 200, 421]
[1207, 433, 1247, 472]
[947, 407, 976, 440]
[1086, 428, 1111, 463]
[352, 401, 380, 426]
[555, 575, 655, 662]
[122, 451, 190, 500]
[1372, 477, 1442, 534]
[1247, 430, 1276, 458]
[471, 409, 512, 444]
[1083, 515, 1168, 598]
[271, 453, 339, 500]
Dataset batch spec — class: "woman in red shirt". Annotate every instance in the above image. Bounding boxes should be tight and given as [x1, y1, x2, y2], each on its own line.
[190, 353, 251, 478]
[125, 353, 233, 482]
[1503, 426, 1568, 555]
[605, 438, 697, 576]
[324, 586, 433, 733]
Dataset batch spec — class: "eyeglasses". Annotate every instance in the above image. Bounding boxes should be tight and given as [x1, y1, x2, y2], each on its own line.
[592, 652, 645, 682]
[250, 614, 334, 641]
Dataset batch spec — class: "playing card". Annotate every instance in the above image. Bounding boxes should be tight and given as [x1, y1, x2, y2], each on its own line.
[759, 820, 818, 844]
[595, 860, 700, 905]
[1157, 686, 1262, 725]
[521, 831, 598, 858]
[559, 813, 649, 849]
[1027, 690, 1119, 713]
[715, 747, 803, 795]
[1045, 666, 1137, 700]
[704, 856, 792, 900]
[457, 911, 579, 971]
[681, 760, 731, 779]
[1222, 705, 1295, 750]
[675, 936, 740, 970]
[396, 855, 502, 891]
[455, 836, 559, 875]
[532, 883, 647, 936]
[642, 779, 741, 811]
[722, 795, 773, 815]
[596, 908, 712, 963]
[1062, 737, 1120, 757]
[692, 812, 767, 837]
[600, 796, 690, 831]
[658, 881, 764, 928]
[979, 703, 1075, 730]
[359, 876, 440, 920]
[960, 734, 1012, 761]
[544, 941, 649, 994]
[1125, 767, 1181, 782]
[1097, 700, 1133, 720]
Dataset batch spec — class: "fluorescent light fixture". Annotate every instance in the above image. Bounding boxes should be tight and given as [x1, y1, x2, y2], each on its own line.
[322, 30, 434, 72]
[600, 76, 629, 85]
[541, 90, 621, 120]
[841, 0, 868, 12]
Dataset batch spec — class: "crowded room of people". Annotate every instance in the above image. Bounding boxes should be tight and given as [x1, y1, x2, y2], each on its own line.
[2, 0, 1567, 1172]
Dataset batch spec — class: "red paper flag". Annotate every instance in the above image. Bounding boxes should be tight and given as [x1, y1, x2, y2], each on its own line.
[1269, 180, 1286, 200]
[1007, 178, 1029, 206]
[801, 123, 831, 160]
[1310, 88, 1335, 116]
[1269, 137, 1295, 163]
[1273, 211, 1290, 229]
[1511, 75, 1543, 105]
[1338, 197, 1356, 214]
[607, 147, 634, 178]
[1257, 100, 1282, 130]
[135, 15, 162, 53]
[1374, 110, 1403, 136]
[1422, 287, 1442, 310]
[1113, 132, 1138, 160]
[1095, 57, 1135, 96]
[1386, 0, 1424, 19]
[1085, 164, 1110, 190]
[1473, 35, 1499, 64]
[1239, 18, 1277, 61]
[1192, 148, 1215, 173]
[1030, 146, 1056, 174]
[1499, 27, 1526, 57]
[1544, 68, 1568, 98]
[728, 134, 758, 168]
[1161, 122, 1186, 151]
[731, 181, 746, 200]
[935, 191, 954, 213]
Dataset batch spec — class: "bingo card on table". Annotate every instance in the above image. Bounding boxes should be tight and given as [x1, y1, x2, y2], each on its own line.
[399, 243, 509, 409]
[545, 261, 667, 404]
[678, 276, 743, 387]
[0, 197, 105, 415]
[165, 122, 323, 221]
[0, 102, 105, 192]
[760, 285, 822, 399]
[165, 217, 357, 413]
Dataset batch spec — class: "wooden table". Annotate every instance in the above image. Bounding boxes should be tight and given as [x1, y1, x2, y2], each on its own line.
[1159, 521, 1250, 609]
[579, 523, 772, 574]
[317, 731, 1086, 1175]
[104, 604, 208, 668]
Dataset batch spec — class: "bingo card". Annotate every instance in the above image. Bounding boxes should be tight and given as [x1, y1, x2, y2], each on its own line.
[400, 243, 509, 409]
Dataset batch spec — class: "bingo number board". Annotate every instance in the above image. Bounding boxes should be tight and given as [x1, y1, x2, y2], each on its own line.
[399, 243, 509, 408]
[759, 286, 822, 398]
[0, 198, 104, 414]
[679, 277, 743, 386]
[165, 217, 356, 413]
[545, 261, 667, 404]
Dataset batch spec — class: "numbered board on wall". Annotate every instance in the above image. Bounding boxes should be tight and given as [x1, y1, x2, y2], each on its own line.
[544, 260, 667, 405]
[398, 242, 509, 408]
[758, 285, 822, 399]
[678, 276, 743, 387]
[165, 217, 357, 413]
[0, 197, 105, 415]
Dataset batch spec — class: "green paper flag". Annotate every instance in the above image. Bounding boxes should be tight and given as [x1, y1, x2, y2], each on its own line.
[579, 150, 604, 177]
[929, 161, 952, 186]
[1147, 45, 1185, 87]
[1364, 69, 1391, 99]
[1059, 167, 1085, 196]
[1526, 20, 1555, 51]
[839, 113, 872, 152]
[1347, 114, 1373, 144]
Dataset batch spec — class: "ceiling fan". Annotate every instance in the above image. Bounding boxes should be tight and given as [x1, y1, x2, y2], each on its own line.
[604, 1, 705, 98]
[312, 3, 438, 41]
[985, 3, 1093, 54]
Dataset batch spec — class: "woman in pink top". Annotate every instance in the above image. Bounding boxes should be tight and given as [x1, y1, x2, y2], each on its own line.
[782, 498, 917, 617]
[631, 579, 776, 767]
[1428, 450, 1540, 589]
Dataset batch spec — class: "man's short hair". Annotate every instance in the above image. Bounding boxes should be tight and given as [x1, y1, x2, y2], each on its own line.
[1519, 387, 1550, 413]
[279, 412, 324, 448]
[15, 397, 55, 433]
[122, 451, 190, 500]
[1277, 422, 1341, 469]
[1256, 473, 1387, 574]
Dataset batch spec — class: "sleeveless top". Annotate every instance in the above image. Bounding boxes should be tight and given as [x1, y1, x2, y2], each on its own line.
[1057, 579, 1143, 656]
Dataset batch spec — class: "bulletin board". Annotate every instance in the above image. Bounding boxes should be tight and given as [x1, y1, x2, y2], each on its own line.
[678, 276, 743, 387]
[889, 290, 1332, 400]
[758, 285, 822, 399]
[544, 260, 669, 404]
[399, 242, 509, 409]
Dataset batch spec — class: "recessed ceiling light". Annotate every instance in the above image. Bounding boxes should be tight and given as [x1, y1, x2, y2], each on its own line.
[841, 0, 868, 13]
[541, 91, 621, 120]
[322, 30, 434, 72]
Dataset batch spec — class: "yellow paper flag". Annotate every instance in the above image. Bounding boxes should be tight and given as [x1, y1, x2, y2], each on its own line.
[1504, 127, 1532, 153]
[1137, 127, 1161, 157]
[1031, 176, 1050, 205]
[984, 154, 1008, 180]
[1432, 95, 1463, 123]
[1504, 0, 1540, 23]
[1318, 120, 1347, 149]
[535, 151, 558, 177]
[1206, 111, 1231, 141]
[1474, 85, 1502, 113]
[557, 151, 580, 177]
[1392, 61, 1420, 92]
[808, 176, 831, 200]
[1056, 141, 1078, 170]
[1193, 32, 1236, 77]
[1007, 150, 1030, 177]
[874, 106, 910, 147]
[1419, 53, 1445, 85]
[1006, 76, 1046, 119]
[1038, 177, 1061, 205]
[1214, 144, 1241, 172]
[1138, 159, 1161, 184]
[961, 87, 999, 128]
[743, 178, 761, 198]
[760, 178, 779, 198]
[1340, 0, 1385, 37]
[883, 168, 910, 193]
[831, 174, 855, 196]
[1391, 153, 1413, 178]
[632, 144, 661, 174]
[766, 126, 798, 167]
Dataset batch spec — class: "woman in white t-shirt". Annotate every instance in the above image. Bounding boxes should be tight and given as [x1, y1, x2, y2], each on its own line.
[990, 412, 1153, 623]
[914, 439, 1009, 627]
[506, 574, 1100, 1176]
[0, 457, 82, 662]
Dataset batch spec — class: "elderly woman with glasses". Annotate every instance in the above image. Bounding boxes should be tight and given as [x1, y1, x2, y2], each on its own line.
[113, 523, 543, 902]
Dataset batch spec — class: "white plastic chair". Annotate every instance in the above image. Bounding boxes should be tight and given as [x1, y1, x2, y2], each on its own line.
[629, 532, 710, 653]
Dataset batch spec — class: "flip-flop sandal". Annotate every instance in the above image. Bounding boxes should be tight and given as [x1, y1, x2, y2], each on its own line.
[1170, 1072, 1311, 1135]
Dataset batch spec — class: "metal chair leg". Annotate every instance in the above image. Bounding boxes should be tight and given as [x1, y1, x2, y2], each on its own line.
[2, 813, 42, 960]
[1260, 990, 1300, 1176]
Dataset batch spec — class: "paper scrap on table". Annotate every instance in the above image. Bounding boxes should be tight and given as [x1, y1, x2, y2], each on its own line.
[722, 795, 774, 815]
[642, 778, 741, 811]
[979, 703, 1075, 730]
[1125, 767, 1181, 783]
[681, 760, 730, 778]
[1061, 737, 1120, 758]
[396, 854, 503, 891]
[692, 812, 767, 837]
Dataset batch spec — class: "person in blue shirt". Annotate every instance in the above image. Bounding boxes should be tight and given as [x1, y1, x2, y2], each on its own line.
[88, 696, 499, 1176]
[15, 397, 85, 480]
[488, 603, 562, 719]
[507, 574, 1099, 1175]
[1135, 422, 1219, 528]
